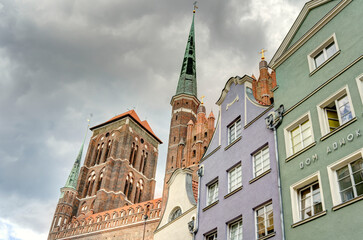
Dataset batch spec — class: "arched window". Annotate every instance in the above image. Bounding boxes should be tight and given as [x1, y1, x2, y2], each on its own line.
[134, 179, 144, 203]
[139, 150, 145, 172]
[193, 150, 196, 157]
[129, 142, 135, 164]
[169, 207, 182, 222]
[96, 143, 104, 165]
[141, 153, 148, 175]
[131, 145, 138, 166]
[104, 140, 112, 160]
[96, 168, 105, 192]
[87, 171, 96, 197]
[123, 172, 134, 199]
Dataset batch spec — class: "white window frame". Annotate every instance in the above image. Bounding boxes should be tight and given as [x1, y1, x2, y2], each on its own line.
[283, 112, 314, 157]
[228, 164, 242, 193]
[307, 33, 339, 72]
[327, 148, 363, 206]
[255, 202, 274, 239]
[228, 218, 243, 240]
[228, 118, 242, 144]
[290, 171, 325, 223]
[316, 86, 355, 136]
[356, 73, 363, 105]
[207, 181, 219, 205]
[253, 146, 270, 177]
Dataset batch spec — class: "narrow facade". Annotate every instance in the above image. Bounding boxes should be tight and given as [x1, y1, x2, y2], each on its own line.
[48, 110, 163, 240]
[154, 168, 198, 240]
[195, 59, 282, 240]
[270, 0, 363, 239]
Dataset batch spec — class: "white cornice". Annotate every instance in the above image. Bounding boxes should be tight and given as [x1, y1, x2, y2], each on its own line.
[216, 75, 253, 106]
[270, 0, 352, 69]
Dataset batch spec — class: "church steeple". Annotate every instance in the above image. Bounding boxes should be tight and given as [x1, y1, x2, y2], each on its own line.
[175, 11, 197, 97]
[63, 120, 89, 190]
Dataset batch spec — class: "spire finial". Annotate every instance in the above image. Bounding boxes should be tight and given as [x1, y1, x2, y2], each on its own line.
[63, 116, 91, 190]
[193, 1, 198, 13]
[259, 49, 267, 60]
[201, 95, 205, 104]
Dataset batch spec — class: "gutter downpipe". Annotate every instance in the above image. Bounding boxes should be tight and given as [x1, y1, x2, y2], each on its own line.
[193, 167, 203, 240]
[273, 126, 286, 240]
[266, 104, 285, 240]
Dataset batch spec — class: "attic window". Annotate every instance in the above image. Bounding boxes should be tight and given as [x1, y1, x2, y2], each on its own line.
[105, 132, 110, 137]
[141, 138, 144, 144]
[308, 33, 339, 73]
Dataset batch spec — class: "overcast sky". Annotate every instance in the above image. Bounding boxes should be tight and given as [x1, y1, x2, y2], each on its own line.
[0, 0, 306, 239]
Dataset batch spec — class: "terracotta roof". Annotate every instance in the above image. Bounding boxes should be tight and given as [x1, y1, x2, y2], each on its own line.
[90, 110, 162, 143]
[192, 180, 198, 202]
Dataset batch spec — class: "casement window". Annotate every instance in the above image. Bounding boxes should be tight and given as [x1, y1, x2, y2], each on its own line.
[206, 231, 217, 240]
[207, 181, 218, 205]
[228, 164, 242, 193]
[308, 33, 339, 72]
[336, 158, 363, 203]
[290, 172, 325, 223]
[253, 147, 270, 177]
[317, 87, 355, 136]
[228, 118, 242, 144]
[228, 219, 243, 240]
[255, 203, 274, 239]
[298, 182, 323, 220]
[284, 113, 314, 157]
[327, 149, 363, 207]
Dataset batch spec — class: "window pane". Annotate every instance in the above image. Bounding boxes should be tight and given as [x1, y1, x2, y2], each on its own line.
[340, 188, 354, 202]
[338, 175, 353, 191]
[351, 159, 363, 172]
[326, 42, 337, 58]
[314, 51, 325, 68]
[337, 166, 350, 179]
[355, 183, 363, 197]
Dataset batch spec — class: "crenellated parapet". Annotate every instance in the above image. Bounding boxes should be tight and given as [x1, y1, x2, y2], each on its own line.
[49, 198, 162, 239]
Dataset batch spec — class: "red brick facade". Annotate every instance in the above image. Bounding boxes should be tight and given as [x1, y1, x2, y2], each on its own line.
[252, 60, 277, 105]
[49, 111, 162, 240]
[162, 94, 215, 210]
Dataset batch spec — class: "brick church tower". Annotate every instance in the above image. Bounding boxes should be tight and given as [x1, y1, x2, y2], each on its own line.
[252, 51, 277, 105]
[49, 110, 162, 239]
[162, 10, 215, 208]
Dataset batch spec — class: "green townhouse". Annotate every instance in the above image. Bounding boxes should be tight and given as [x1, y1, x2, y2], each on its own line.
[269, 0, 363, 239]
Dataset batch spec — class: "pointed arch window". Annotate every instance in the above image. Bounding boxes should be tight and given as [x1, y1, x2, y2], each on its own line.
[124, 172, 134, 200]
[134, 179, 144, 203]
[104, 140, 112, 160]
[83, 171, 96, 197]
[96, 143, 104, 165]
[139, 151, 148, 174]
[96, 168, 105, 192]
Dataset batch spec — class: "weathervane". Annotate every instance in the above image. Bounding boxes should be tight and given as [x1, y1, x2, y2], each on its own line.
[259, 48, 267, 60]
[201, 95, 205, 104]
[193, 1, 198, 12]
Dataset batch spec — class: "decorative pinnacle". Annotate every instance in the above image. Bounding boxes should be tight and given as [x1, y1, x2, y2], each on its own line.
[201, 95, 205, 104]
[259, 49, 267, 60]
[193, 1, 198, 13]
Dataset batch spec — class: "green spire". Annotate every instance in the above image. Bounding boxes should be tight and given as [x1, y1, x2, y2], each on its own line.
[175, 12, 197, 97]
[63, 120, 89, 190]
